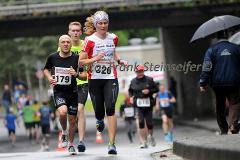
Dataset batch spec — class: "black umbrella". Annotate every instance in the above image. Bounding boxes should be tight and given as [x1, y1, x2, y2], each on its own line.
[229, 31, 240, 45]
[190, 15, 240, 43]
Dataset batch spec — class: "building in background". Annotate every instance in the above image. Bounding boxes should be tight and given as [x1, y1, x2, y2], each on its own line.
[116, 41, 166, 93]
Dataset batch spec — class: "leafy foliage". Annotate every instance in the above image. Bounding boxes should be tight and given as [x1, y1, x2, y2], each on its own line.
[114, 28, 159, 46]
[0, 36, 58, 86]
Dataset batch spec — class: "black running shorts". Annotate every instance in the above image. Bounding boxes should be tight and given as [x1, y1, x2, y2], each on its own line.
[88, 79, 119, 120]
[161, 107, 173, 119]
[77, 84, 88, 105]
[41, 124, 50, 135]
[53, 91, 78, 115]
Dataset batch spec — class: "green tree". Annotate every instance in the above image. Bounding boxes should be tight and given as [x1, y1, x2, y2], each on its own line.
[0, 36, 58, 89]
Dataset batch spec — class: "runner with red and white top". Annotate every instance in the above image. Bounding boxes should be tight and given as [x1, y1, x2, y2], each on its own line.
[84, 33, 118, 80]
[79, 10, 127, 155]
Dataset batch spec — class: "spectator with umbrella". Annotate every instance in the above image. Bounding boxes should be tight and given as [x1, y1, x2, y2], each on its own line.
[192, 15, 240, 134]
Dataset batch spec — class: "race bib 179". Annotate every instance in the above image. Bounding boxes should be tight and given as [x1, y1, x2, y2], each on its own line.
[54, 67, 71, 85]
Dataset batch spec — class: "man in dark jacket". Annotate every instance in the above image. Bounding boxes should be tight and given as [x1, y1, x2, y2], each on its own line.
[200, 30, 240, 134]
[129, 64, 158, 148]
[2, 84, 12, 115]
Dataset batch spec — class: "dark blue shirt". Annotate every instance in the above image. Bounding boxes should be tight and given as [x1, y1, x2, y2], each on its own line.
[39, 105, 52, 125]
[200, 40, 240, 87]
[2, 90, 11, 103]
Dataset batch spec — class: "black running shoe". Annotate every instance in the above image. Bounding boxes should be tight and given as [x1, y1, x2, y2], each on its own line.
[68, 145, 77, 155]
[77, 141, 86, 152]
[96, 120, 105, 132]
[61, 135, 68, 148]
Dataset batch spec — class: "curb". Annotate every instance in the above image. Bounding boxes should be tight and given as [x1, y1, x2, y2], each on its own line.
[173, 135, 240, 160]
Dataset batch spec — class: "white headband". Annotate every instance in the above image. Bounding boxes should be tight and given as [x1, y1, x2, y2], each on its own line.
[93, 11, 109, 28]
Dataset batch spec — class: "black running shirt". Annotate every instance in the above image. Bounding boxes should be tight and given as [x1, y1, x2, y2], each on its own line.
[44, 52, 79, 92]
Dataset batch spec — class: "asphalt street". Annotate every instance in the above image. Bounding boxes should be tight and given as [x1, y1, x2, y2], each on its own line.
[0, 114, 215, 160]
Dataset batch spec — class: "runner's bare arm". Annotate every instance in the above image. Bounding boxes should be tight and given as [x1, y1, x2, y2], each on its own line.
[43, 69, 57, 86]
[43, 69, 53, 81]
[78, 50, 104, 65]
[114, 52, 128, 66]
[169, 96, 176, 103]
[69, 66, 77, 76]
[78, 71, 87, 81]
[114, 52, 121, 62]
[69, 66, 87, 81]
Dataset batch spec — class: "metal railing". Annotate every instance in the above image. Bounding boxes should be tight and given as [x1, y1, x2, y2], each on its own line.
[0, 0, 71, 6]
[0, 0, 191, 16]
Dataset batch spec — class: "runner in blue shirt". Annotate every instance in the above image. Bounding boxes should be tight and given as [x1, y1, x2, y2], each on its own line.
[39, 100, 53, 151]
[156, 85, 176, 142]
[4, 107, 18, 147]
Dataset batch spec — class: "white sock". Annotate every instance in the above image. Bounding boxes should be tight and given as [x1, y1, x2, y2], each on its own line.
[62, 130, 67, 135]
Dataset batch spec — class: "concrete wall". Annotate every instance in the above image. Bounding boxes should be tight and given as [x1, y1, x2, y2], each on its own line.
[161, 26, 215, 118]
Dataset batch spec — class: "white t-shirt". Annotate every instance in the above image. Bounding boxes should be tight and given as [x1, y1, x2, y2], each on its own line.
[83, 33, 118, 79]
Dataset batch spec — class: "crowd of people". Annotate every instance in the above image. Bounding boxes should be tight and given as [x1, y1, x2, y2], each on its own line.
[1, 10, 178, 155]
[2, 84, 54, 150]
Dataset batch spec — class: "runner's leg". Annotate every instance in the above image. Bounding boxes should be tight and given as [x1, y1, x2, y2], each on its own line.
[104, 79, 118, 144]
[89, 80, 105, 121]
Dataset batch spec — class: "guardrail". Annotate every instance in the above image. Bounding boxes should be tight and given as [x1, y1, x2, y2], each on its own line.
[0, 0, 191, 16]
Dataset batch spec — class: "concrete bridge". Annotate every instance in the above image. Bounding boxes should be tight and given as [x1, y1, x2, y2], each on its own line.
[1, 0, 240, 117]
[2, 0, 240, 38]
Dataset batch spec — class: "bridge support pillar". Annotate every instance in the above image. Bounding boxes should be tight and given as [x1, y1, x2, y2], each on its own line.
[160, 26, 215, 118]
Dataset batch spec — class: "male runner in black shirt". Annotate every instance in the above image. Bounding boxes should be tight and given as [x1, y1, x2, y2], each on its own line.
[129, 64, 158, 148]
[43, 35, 87, 154]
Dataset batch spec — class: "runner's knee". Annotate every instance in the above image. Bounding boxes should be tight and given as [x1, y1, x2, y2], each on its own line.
[162, 114, 168, 123]
[78, 103, 84, 111]
[106, 107, 115, 116]
[58, 110, 67, 116]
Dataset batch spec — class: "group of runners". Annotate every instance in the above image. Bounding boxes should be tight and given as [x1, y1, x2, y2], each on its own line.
[43, 10, 127, 155]
[43, 10, 176, 155]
